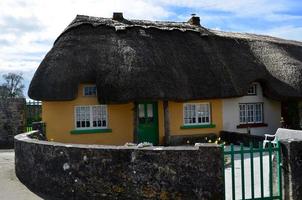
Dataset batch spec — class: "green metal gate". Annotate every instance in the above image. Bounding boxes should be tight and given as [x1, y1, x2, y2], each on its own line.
[26, 100, 42, 132]
[222, 142, 282, 200]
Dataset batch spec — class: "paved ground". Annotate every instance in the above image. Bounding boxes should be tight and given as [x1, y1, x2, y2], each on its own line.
[0, 150, 42, 200]
[224, 146, 276, 200]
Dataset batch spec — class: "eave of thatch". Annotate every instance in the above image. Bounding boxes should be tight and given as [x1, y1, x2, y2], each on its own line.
[28, 15, 302, 103]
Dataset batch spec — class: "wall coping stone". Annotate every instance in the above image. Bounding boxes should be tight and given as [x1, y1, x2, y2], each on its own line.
[15, 131, 219, 150]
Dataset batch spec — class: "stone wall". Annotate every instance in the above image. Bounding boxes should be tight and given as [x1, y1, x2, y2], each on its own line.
[299, 102, 302, 129]
[15, 132, 224, 200]
[0, 98, 25, 147]
[280, 139, 302, 200]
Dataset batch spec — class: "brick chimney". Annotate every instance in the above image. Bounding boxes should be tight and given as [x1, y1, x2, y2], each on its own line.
[112, 12, 124, 21]
[188, 14, 200, 26]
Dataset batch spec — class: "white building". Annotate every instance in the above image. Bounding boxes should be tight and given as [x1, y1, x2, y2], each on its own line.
[223, 82, 281, 136]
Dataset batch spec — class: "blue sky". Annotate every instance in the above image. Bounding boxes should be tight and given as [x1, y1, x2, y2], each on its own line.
[0, 0, 302, 97]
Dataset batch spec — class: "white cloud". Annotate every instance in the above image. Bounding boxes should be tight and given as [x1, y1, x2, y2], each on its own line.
[259, 25, 302, 42]
[0, 0, 174, 91]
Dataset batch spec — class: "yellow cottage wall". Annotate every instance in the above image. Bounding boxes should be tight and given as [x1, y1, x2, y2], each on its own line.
[42, 85, 134, 145]
[42, 85, 222, 145]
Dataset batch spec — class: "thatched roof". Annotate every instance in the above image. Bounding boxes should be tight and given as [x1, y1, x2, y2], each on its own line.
[29, 14, 302, 103]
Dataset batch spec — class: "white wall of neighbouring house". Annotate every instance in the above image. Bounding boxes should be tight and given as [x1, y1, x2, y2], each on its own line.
[222, 83, 281, 136]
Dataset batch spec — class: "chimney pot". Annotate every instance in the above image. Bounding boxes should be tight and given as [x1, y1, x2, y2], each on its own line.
[113, 12, 124, 21]
[188, 14, 200, 26]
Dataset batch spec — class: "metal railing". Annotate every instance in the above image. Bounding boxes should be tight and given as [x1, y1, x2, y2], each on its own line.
[222, 141, 282, 200]
[25, 100, 41, 132]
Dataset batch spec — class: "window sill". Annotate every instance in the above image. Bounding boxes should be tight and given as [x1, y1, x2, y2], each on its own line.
[180, 124, 216, 129]
[236, 123, 268, 129]
[70, 128, 112, 134]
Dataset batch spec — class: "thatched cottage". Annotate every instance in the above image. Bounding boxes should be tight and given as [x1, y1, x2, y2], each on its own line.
[29, 13, 302, 145]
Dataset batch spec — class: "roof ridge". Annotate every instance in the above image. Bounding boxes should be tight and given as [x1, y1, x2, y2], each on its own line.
[211, 29, 302, 46]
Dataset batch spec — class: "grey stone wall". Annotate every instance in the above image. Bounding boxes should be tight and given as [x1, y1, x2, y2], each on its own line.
[15, 132, 224, 200]
[0, 98, 25, 147]
[280, 139, 302, 200]
[299, 102, 302, 128]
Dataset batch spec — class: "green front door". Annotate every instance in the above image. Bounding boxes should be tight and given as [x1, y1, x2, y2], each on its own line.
[137, 102, 159, 145]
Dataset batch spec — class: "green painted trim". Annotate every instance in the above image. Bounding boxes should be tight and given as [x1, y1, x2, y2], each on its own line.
[70, 128, 112, 134]
[180, 124, 216, 129]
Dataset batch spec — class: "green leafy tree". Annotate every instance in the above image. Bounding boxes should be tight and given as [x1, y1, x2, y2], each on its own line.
[1, 72, 25, 98]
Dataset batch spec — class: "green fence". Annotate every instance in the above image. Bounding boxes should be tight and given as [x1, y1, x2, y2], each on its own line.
[26, 100, 42, 132]
[222, 142, 282, 200]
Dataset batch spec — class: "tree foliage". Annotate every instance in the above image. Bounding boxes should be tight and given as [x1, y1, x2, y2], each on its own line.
[0, 72, 25, 98]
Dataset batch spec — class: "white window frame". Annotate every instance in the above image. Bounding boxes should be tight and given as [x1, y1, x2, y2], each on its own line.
[183, 103, 211, 126]
[74, 105, 108, 130]
[239, 103, 263, 124]
[83, 85, 97, 97]
[247, 84, 257, 95]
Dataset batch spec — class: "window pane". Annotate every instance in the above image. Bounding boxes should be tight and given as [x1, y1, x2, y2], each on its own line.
[246, 104, 253, 123]
[75, 106, 90, 128]
[247, 84, 257, 95]
[197, 105, 202, 123]
[255, 104, 263, 123]
[198, 117, 202, 123]
[147, 104, 153, 117]
[184, 103, 210, 125]
[239, 104, 246, 123]
[92, 106, 100, 128]
[100, 105, 107, 128]
[184, 105, 189, 124]
[146, 104, 154, 123]
[138, 104, 145, 118]
[184, 104, 194, 124]
[84, 86, 97, 96]
[191, 105, 196, 123]
[75, 105, 107, 129]
[239, 103, 263, 124]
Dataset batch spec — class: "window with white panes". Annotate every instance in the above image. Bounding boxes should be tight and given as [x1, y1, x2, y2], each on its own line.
[247, 84, 257, 95]
[183, 103, 211, 125]
[75, 105, 107, 129]
[83, 86, 97, 96]
[239, 103, 263, 124]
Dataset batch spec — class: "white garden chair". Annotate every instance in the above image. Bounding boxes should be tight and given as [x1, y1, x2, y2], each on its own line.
[263, 133, 278, 148]
[263, 128, 302, 148]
